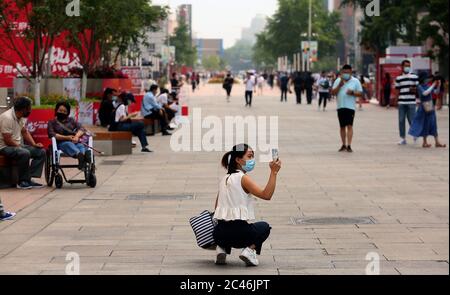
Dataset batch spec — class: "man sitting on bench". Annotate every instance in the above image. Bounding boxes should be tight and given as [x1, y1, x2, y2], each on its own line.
[142, 85, 172, 136]
[0, 97, 46, 189]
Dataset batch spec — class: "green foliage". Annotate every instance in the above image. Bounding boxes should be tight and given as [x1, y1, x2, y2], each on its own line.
[202, 55, 223, 71]
[253, 0, 342, 68]
[169, 15, 197, 67]
[66, 0, 167, 70]
[223, 39, 255, 71]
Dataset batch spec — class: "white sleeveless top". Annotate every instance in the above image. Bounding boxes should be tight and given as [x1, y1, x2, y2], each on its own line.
[213, 171, 256, 221]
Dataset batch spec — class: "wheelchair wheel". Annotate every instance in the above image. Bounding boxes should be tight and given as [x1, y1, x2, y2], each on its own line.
[87, 173, 97, 188]
[45, 150, 55, 187]
[55, 174, 63, 189]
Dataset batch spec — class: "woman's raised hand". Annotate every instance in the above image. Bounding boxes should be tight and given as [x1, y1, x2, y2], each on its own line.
[269, 159, 281, 175]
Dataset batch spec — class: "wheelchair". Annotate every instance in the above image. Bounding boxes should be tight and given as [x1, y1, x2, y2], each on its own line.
[45, 137, 97, 189]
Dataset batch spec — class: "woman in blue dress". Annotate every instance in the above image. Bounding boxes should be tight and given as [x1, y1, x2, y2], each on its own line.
[409, 72, 446, 149]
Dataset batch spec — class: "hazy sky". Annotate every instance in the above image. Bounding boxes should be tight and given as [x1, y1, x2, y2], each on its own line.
[153, 0, 279, 48]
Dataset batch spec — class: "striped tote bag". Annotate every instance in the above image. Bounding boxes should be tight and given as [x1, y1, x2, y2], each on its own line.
[189, 210, 217, 250]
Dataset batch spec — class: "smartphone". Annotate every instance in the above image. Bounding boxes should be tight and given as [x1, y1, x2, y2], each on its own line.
[272, 149, 279, 161]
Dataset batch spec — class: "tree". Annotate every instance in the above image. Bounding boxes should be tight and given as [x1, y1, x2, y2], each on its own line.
[66, 0, 166, 98]
[223, 39, 254, 71]
[202, 55, 222, 72]
[253, 0, 342, 69]
[170, 15, 196, 67]
[0, 0, 72, 105]
[341, 0, 449, 77]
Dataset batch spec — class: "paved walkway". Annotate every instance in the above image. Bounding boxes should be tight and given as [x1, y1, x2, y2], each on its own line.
[0, 84, 448, 275]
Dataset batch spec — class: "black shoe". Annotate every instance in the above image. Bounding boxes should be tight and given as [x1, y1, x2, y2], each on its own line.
[347, 146, 354, 153]
[17, 181, 32, 190]
[162, 131, 172, 136]
[339, 145, 347, 152]
[167, 127, 175, 131]
[29, 180, 44, 189]
[141, 148, 153, 153]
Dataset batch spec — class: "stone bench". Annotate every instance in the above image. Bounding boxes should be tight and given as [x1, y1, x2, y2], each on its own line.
[144, 118, 160, 136]
[0, 155, 18, 189]
[86, 127, 133, 156]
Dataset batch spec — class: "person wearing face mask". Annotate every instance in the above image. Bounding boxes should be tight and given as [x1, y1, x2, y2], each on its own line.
[48, 101, 90, 170]
[331, 65, 364, 153]
[99, 88, 118, 128]
[408, 72, 447, 149]
[395, 60, 419, 145]
[213, 144, 282, 267]
[0, 97, 46, 189]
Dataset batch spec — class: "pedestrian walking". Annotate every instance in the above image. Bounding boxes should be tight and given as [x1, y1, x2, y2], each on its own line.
[409, 72, 447, 149]
[223, 73, 234, 102]
[395, 60, 419, 146]
[305, 72, 314, 104]
[257, 75, 265, 96]
[293, 72, 304, 105]
[317, 71, 332, 111]
[383, 73, 392, 109]
[213, 144, 281, 266]
[279, 72, 290, 102]
[331, 65, 364, 153]
[244, 72, 256, 107]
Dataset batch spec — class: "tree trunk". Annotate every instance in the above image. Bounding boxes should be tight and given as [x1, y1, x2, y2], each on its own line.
[33, 76, 41, 106]
[81, 70, 88, 99]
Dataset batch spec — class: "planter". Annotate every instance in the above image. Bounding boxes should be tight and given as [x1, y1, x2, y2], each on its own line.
[26, 108, 55, 149]
[14, 78, 81, 101]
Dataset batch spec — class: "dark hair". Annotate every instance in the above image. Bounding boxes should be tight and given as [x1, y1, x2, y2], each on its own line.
[221, 144, 252, 175]
[342, 64, 352, 71]
[401, 60, 411, 67]
[160, 88, 169, 95]
[14, 96, 32, 112]
[55, 101, 71, 115]
[102, 88, 116, 101]
[119, 92, 135, 106]
[150, 84, 159, 92]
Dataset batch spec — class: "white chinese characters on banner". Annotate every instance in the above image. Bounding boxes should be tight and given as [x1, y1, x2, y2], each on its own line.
[48, 47, 82, 76]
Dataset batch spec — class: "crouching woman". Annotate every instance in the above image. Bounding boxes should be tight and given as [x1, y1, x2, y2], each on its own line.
[213, 144, 281, 267]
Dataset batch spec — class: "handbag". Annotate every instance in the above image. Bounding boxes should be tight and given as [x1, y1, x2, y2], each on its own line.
[422, 101, 434, 113]
[189, 210, 217, 250]
[55, 120, 90, 144]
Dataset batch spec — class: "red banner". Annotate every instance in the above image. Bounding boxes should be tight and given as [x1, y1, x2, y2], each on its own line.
[0, 1, 84, 87]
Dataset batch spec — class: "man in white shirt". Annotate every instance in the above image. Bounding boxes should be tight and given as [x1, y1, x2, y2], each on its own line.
[244, 72, 256, 107]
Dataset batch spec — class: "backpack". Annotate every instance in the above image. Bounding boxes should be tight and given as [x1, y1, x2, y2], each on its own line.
[320, 79, 330, 90]
[108, 104, 124, 132]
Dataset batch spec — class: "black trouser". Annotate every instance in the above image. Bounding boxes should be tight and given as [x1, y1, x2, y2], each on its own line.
[245, 91, 253, 106]
[281, 88, 288, 101]
[319, 92, 329, 108]
[306, 87, 313, 104]
[213, 220, 271, 255]
[384, 89, 391, 106]
[0, 145, 46, 183]
[164, 107, 176, 121]
[295, 87, 302, 104]
[225, 86, 232, 97]
[117, 121, 148, 148]
[145, 110, 169, 132]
